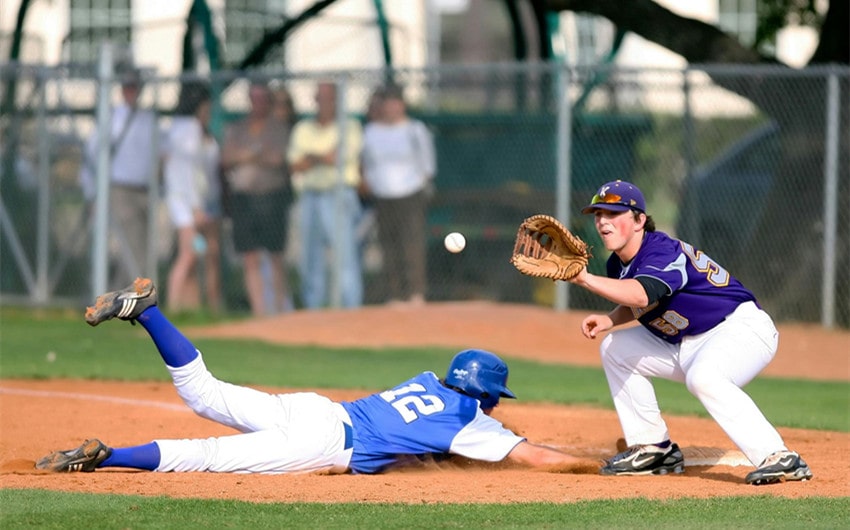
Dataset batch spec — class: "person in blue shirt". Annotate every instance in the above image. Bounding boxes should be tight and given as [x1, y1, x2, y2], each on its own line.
[37, 278, 590, 475]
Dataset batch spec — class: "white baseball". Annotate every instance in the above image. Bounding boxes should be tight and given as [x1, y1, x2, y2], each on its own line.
[444, 232, 466, 253]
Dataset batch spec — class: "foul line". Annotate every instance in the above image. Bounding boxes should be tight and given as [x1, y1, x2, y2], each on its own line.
[0, 386, 189, 413]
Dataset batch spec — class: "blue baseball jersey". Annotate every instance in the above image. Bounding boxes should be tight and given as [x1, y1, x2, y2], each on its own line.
[340, 372, 525, 474]
[608, 231, 756, 344]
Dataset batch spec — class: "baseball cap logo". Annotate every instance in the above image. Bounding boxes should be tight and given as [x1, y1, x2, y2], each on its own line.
[452, 368, 469, 378]
[590, 191, 624, 206]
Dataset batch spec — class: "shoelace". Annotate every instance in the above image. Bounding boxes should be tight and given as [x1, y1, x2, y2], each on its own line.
[759, 451, 795, 467]
[611, 444, 667, 462]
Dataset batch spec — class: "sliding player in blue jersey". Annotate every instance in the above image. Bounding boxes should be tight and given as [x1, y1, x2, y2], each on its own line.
[36, 278, 589, 475]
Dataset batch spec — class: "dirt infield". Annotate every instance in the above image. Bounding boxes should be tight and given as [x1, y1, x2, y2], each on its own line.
[2, 302, 849, 503]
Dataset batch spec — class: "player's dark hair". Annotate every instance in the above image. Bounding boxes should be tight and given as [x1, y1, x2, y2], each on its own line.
[634, 210, 656, 232]
[442, 381, 470, 396]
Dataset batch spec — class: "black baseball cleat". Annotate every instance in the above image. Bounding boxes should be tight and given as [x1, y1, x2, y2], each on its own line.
[600, 442, 685, 476]
[85, 277, 157, 326]
[745, 450, 813, 485]
[36, 439, 112, 472]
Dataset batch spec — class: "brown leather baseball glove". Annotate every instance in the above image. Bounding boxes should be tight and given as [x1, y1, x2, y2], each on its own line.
[510, 214, 590, 281]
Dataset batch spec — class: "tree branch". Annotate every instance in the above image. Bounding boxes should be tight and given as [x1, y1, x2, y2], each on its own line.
[810, 0, 849, 64]
[545, 0, 771, 64]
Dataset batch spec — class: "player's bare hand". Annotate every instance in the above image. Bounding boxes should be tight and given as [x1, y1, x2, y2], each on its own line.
[567, 267, 589, 285]
[581, 314, 613, 339]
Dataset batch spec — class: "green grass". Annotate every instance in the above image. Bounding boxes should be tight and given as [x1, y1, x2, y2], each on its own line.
[1, 489, 848, 529]
[1, 307, 848, 528]
[1, 308, 847, 432]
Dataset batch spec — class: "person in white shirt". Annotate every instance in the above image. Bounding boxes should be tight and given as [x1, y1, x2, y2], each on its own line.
[360, 85, 436, 306]
[79, 69, 161, 288]
[163, 81, 222, 313]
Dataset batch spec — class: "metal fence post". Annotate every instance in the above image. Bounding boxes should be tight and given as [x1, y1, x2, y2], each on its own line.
[35, 68, 51, 303]
[554, 62, 573, 311]
[330, 76, 350, 309]
[820, 69, 840, 328]
[681, 67, 698, 242]
[92, 42, 114, 298]
[146, 74, 160, 286]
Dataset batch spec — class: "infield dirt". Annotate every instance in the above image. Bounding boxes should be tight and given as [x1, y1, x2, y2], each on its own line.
[2, 302, 848, 503]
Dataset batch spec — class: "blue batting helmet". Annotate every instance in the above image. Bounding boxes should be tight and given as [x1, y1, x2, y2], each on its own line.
[444, 349, 517, 409]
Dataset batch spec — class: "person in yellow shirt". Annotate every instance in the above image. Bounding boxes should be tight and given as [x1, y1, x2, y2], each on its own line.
[288, 82, 364, 308]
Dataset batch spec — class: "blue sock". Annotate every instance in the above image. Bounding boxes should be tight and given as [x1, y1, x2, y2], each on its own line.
[655, 440, 672, 449]
[137, 307, 199, 367]
[100, 442, 161, 471]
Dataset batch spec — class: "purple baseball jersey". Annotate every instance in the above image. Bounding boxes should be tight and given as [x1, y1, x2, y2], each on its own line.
[607, 231, 756, 343]
[341, 371, 524, 474]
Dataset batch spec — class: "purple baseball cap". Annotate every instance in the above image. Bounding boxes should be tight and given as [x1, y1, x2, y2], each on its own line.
[581, 180, 646, 214]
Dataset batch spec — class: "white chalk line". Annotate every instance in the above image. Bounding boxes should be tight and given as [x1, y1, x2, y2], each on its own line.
[0, 386, 189, 413]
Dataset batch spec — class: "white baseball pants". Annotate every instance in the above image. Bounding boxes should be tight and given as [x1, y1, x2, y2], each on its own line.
[153, 354, 353, 474]
[600, 301, 786, 466]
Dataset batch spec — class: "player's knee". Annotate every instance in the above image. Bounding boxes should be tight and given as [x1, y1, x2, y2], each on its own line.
[599, 333, 634, 370]
[685, 368, 722, 398]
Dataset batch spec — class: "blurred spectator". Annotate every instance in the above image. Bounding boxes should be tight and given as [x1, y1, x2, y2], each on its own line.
[79, 68, 160, 288]
[270, 83, 299, 309]
[288, 81, 364, 309]
[360, 85, 436, 306]
[221, 81, 291, 317]
[271, 85, 298, 131]
[163, 81, 222, 313]
[354, 86, 385, 277]
[365, 86, 385, 123]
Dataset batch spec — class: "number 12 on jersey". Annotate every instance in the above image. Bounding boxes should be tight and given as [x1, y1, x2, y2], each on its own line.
[380, 384, 446, 423]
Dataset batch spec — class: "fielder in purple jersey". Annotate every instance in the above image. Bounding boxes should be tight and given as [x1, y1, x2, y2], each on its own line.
[569, 180, 811, 485]
[36, 279, 592, 475]
[606, 230, 757, 343]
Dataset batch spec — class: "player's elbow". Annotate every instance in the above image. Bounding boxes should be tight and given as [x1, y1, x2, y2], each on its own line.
[632, 293, 650, 308]
[625, 279, 650, 307]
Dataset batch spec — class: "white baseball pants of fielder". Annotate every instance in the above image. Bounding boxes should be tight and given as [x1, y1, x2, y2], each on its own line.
[153, 354, 353, 473]
[600, 301, 786, 466]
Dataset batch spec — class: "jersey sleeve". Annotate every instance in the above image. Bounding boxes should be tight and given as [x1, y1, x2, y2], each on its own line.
[633, 236, 689, 294]
[448, 408, 525, 462]
[635, 275, 670, 304]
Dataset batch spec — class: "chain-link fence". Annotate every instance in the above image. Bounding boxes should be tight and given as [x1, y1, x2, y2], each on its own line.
[1, 59, 847, 326]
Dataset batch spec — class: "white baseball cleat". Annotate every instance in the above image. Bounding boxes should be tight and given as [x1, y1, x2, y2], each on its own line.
[745, 450, 813, 485]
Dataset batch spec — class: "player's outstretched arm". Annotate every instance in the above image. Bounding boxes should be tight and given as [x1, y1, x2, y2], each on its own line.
[505, 441, 601, 474]
[570, 273, 649, 308]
